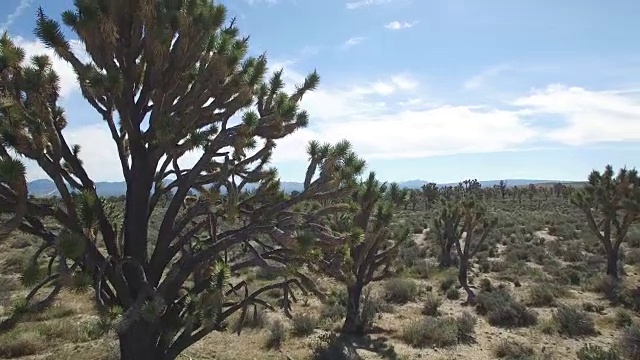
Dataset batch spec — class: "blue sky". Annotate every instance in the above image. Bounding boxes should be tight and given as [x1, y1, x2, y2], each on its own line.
[3, 0, 640, 183]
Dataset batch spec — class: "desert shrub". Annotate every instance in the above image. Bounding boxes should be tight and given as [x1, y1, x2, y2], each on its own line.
[9, 235, 34, 249]
[320, 302, 345, 321]
[479, 259, 491, 273]
[493, 339, 536, 359]
[480, 278, 493, 292]
[527, 284, 558, 307]
[439, 276, 456, 292]
[490, 260, 509, 273]
[401, 317, 457, 348]
[234, 306, 268, 330]
[614, 309, 634, 328]
[624, 248, 640, 265]
[0, 275, 21, 294]
[565, 268, 583, 286]
[31, 317, 112, 344]
[584, 276, 640, 312]
[618, 286, 640, 312]
[401, 313, 476, 348]
[256, 266, 280, 280]
[576, 344, 621, 360]
[446, 287, 461, 300]
[552, 305, 597, 337]
[1, 251, 30, 273]
[383, 278, 418, 304]
[413, 259, 434, 278]
[476, 288, 538, 328]
[527, 286, 553, 307]
[618, 323, 640, 360]
[422, 294, 443, 316]
[538, 317, 559, 335]
[265, 320, 286, 349]
[504, 242, 547, 264]
[582, 302, 605, 313]
[265, 287, 283, 299]
[456, 311, 477, 344]
[399, 244, 421, 267]
[627, 227, 640, 248]
[358, 289, 384, 331]
[291, 313, 318, 337]
[487, 303, 538, 328]
[320, 289, 348, 321]
[0, 331, 46, 358]
[584, 275, 620, 300]
[311, 333, 360, 360]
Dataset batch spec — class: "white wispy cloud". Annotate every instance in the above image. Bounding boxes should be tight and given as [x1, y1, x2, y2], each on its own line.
[513, 84, 640, 145]
[384, 21, 418, 30]
[463, 65, 510, 89]
[0, 0, 33, 32]
[243, 0, 279, 5]
[264, 62, 640, 163]
[13, 37, 90, 98]
[346, 0, 395, 10]
[341, 36, 366, 49]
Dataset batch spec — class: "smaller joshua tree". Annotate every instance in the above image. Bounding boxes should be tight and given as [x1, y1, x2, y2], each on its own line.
[453, 198, 497, 304]
[433, 197, 497, 303]
[432, 199, 462, 268]
[421, 182, 439, 210]
[310, 171, 409, 335]
[571, 165, 640, 279]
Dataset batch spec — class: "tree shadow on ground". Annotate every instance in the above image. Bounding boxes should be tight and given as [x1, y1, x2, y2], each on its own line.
[311, 331, 400, 360]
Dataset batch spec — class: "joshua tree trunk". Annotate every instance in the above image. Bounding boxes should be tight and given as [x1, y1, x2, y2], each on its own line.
[458, 256, 475, 304]
[342, 283, 364, 335]
[439, 242, 453, 268]
[606, 250, 620, 279]
[119, 323, 164, 360]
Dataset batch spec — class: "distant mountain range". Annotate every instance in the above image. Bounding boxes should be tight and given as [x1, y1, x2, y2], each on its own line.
[25, 178, 581, 198]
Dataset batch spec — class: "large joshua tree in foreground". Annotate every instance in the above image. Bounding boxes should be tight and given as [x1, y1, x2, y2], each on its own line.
[313, 172, 409, 335]
[571, 165, 640, 279]
[0, 2, 366, 359]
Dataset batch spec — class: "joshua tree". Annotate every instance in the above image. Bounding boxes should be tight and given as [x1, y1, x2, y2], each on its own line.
[497, 180, 508, 198]
[433, 197, 497, 299]
[387, 182, 408, 208]
[452, 199, 497, 304]
[553, 182, 564, 198]
[407, 188, 420, 210]
[0, 2, 366, 359]
[421, 182, 439, 210]
[513, 186, 523, 204]
[432, 199, 462, 268]
[314, 172, 409, 335]
[461, 179, 482, 196]
[571, 165, 640, 279]
[527, 184, 537, 202]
